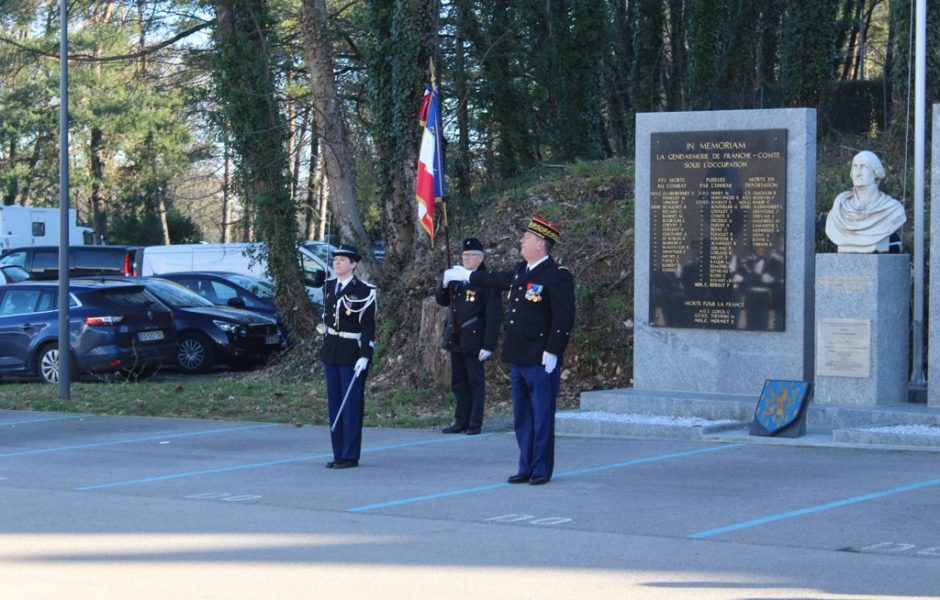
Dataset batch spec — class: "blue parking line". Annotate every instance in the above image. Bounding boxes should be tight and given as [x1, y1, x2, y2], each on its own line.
[347, 443, 744, 513]
[0, 423, 278, 458]
[0, 414, 88, 426]
[77, 433, 491, 491]
[688, 476, 940, 539]
[77, 452, 335, 491]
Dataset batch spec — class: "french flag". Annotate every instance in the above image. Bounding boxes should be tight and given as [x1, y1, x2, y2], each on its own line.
[416, 84, 445, 244]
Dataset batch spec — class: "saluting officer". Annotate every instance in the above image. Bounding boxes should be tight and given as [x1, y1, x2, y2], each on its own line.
[319, 244, 376, 469]
[444, 216, 575, 485]
[436, 238, 502, 435]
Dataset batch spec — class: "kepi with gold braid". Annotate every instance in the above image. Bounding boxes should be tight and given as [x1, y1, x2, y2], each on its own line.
[526, 216, 561, 243]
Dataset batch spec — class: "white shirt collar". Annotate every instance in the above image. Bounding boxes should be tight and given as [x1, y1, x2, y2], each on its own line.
[337, 275, 354, 288]
[527, 256, 549, 271]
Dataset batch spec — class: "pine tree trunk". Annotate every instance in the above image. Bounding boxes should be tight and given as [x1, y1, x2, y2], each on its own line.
[213, 0, 316, 337]
[299, 0, 378, 279]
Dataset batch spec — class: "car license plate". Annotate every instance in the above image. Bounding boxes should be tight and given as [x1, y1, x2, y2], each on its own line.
[265, 334, 280, 345]
[138, 330, 164, 342]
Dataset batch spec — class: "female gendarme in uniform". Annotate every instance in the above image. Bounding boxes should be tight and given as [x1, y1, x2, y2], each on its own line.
[318, 244, 376, 469]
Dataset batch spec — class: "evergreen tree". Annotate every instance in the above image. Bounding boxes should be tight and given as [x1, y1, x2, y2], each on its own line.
[684, 0, 725, 109]
[213, 0, 315, 336]
[780, 0, 841, 109]
[630, 0, 666, 113]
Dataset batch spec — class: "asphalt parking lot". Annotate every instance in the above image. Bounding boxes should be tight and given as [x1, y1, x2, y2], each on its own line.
[2, 408, 940, 599]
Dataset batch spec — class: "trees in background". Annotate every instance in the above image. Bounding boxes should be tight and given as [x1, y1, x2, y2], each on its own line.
[0, 0, 936, 279]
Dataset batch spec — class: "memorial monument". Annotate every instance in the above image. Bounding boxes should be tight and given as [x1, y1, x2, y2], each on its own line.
[815, 150, 909, 406]
[632, 109, 817, 397]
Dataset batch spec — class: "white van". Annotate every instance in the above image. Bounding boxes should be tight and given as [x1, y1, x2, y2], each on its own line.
[0, 205, 98, 249]
[139, 243, 330, 305]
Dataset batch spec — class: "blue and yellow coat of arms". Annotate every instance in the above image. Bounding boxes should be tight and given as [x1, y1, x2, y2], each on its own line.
[750, 380, 812, 437]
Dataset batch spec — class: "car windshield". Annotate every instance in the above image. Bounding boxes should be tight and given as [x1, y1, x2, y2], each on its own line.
[1, 265, 30, 282]
[218, 273, 275, 300]
[92, 288, 159, 308]
[144, 278, 215, 308]
[303, 242, 336, 264]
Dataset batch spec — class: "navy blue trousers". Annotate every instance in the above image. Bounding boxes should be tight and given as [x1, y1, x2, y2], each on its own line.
[324, 363, 367, 461]
[509, 363, 560, 479]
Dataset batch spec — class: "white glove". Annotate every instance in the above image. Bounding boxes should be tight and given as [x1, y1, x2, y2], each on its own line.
[478, 349, 492, 362]
[353, 357, 369, 376]
[542, 351, 558, 374]
[443, 265, 471, 285]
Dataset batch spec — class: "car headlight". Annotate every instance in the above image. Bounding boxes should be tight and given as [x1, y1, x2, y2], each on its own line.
[213, 320, 246, 336]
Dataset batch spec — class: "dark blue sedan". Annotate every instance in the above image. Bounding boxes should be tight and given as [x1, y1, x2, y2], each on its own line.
[0, 281, 177, 383]
[157, 271, 280, 322]
[83, 276, 283, 373]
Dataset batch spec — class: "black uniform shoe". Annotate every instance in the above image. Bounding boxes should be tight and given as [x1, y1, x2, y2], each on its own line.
[325, 461, 335, 469]
[507, 474, 530, 484]
[333, 459, 359, 469]
[441, 424, 467, 434]
[465, 427, 482, 435]
[528, 476, 550, 486]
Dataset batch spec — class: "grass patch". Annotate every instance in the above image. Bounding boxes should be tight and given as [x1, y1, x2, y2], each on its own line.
[0, 379, 324, 424]
[0, 376, 509, 430]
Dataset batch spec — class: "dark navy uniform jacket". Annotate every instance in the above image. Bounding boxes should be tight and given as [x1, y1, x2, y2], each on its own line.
[470, 257, 575, 366]
[435, 264, 502, 354]
[320, 276, 376, 365]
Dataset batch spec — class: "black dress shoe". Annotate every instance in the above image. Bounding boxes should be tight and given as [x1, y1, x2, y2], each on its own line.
[528, 475, 550, 486]
[507, 474, 530, 484]
[333, 459, 359, 469]
[465, 427, 482, 435]
[325, 461, 335, 469]
[441, 424, 467, 434]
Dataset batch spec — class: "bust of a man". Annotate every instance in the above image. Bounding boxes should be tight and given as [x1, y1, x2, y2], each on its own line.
[825, 150, 906, 253]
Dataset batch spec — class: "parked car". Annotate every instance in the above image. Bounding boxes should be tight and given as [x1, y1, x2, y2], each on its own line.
[0, 245, 143, 280]
[157, 271, 281, 323]
[136, 242, 329, 305]
[83, 276, 284, 374]
[0, 264, 31, 284]
[0, 281, 177, 383]
[302, 240, 338, 265]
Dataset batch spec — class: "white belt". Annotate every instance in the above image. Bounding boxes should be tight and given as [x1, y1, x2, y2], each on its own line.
[327, 327, 361, 340]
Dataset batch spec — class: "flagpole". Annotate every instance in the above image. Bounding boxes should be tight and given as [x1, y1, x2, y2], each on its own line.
[910, 0, 926, 390]
[429, 58, 452, 268]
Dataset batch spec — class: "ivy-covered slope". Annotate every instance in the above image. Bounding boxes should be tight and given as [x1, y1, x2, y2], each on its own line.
[374, 159, 636, 407]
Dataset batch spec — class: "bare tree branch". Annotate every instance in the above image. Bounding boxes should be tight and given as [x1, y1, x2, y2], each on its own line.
[0, 20, 214, 63]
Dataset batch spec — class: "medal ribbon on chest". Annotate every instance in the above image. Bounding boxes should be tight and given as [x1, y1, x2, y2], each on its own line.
[525, 283, 543, 302]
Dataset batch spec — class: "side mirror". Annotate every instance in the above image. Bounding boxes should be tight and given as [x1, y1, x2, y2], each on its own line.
[305, 270, 326, 288]
[227, 297, 246, 309]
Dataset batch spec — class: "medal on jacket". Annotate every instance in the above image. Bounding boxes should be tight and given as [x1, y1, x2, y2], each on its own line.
[345, 295, 358, 316]
[525, 283, 543, 302]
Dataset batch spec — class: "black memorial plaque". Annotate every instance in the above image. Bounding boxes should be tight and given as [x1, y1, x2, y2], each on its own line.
[649, 129, 787, 331]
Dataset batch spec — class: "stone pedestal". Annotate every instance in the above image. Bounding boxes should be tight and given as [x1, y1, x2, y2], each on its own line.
[815, 254, 909, 406]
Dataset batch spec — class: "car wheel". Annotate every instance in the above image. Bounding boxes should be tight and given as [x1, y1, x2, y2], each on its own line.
[37, 344, 60, 384]
[177, 332, 214, 374]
